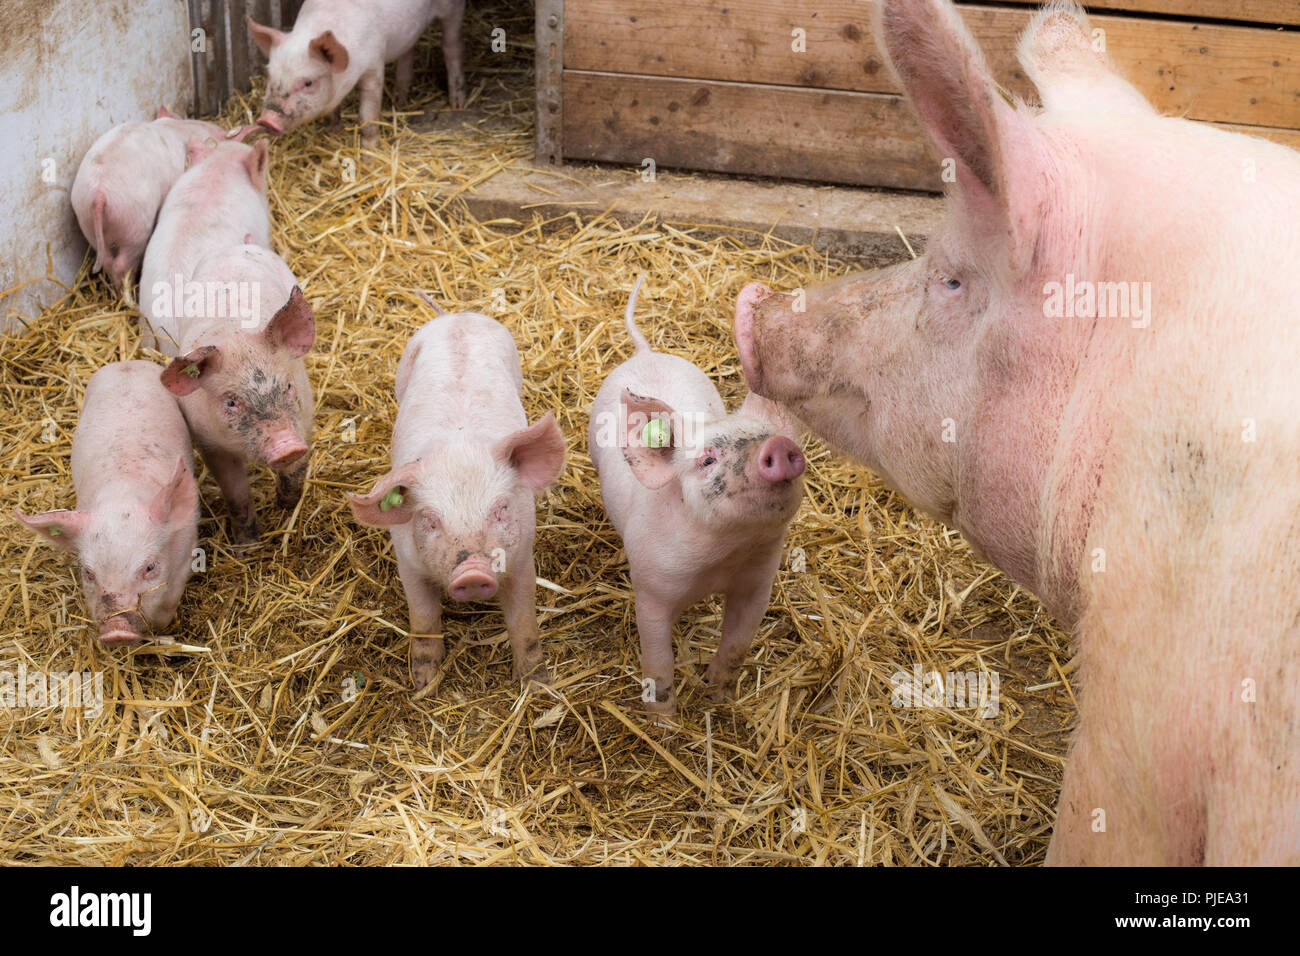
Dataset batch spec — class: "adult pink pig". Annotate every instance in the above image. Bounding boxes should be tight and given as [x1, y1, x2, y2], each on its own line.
[348, 311, 566, 691]
[248, 0, 466, 148]
[15, 362, 199, 646]
[733, 0, 1300, 864]
[590, 276, 806, 715]
[70, 107, 225, 291]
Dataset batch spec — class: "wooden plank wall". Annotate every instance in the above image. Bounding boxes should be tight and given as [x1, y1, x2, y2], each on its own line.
[554, 0, 1300, 190]
[191, 0, 304, 118]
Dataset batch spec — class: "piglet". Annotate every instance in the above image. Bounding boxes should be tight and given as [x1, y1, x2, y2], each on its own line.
[588, 276, 806, 715]
[70, 107, 225, 290]
[248, 0, 466, 148]
[15, 361, 199, 646]
[141, 138, 315, 546]
[348, 311, 566, 690]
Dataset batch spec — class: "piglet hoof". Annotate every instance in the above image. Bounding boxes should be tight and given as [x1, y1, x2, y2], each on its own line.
[705, 680, 738, 708]
[448, 87, 466, 111]
[514, 659, 550, 687]
[360, 127, 379, 150]
[410, 636, 446, 692]
[274, 474, 305, 511]
[229, 515, 262, 551]
[328, 108, 343, 132]
[642, 689, 677, 719]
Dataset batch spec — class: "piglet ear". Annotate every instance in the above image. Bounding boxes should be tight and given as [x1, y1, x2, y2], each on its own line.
[620, 389, 677, 491]
[348, 462, 423, 528]
[14, 508, 89, 551]
[264, 287, 315, 358]
[247, 17, 286, 57]
[738, 391, 800, 440]
[494, 413, 567, 491]
[161, 346, 222, 397]
[243, 139, 270, 192]
[185, 133, 219, 167]
[157, 105, 179, 120]
[148, 457, 198, 529]
[309, 31, 350, 72]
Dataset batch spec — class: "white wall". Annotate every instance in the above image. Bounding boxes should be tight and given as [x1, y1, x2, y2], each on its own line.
[0, 0, 194, 328]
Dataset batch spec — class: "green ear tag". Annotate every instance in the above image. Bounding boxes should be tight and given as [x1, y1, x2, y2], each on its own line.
[380, 490, 404, 512]
[48, 527, 62, 537]
[183, 363, 200, 378]
[641, 418, 671, 448]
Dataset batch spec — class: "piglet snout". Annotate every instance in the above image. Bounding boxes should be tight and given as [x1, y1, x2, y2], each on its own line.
[757, 436, 805, 483]
[448, 558, 498, 602]
[266, 435, 309, 468]
[98, 612, 145, 647]
[256, 110, 284, 135]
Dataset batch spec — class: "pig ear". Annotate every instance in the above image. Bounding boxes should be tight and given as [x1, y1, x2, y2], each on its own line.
[161, 346, 222, 397]
[620, 389, 678, 491]
[247, 17, 286, 57]
[156, 105, 179, 120]
[1018, 4, 1155, 117]
[148, 457, 198, 529]
[264, 287, 315, 358]
[309, 31, 350, 73]
[494, 413, 567, 491]
[738, 391, 800, 440]
[185, 133, 218, 166]
[877, 0, 1045, 269]
[243, 139, 270, 192]
[348, 462, 423, 528]
[14, 508, 89, 551]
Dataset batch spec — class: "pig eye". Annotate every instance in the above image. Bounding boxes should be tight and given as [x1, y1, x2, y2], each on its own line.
[303, 79, 314, 89]
[942, 277, 962, 291]
[142, 562, 159, 578]
[82, 567, 96, 584]
[222, 394, 240, 410]
[698, 453, 718, 469]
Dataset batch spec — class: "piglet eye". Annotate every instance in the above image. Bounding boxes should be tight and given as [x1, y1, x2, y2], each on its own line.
[82, 567, 96, 583]
[143, 562, 158, 578]
[223, 395, 239, 409]
[701, 456, 717, 468]
[943, 277, 962, 291]
[304, 79, 314, 88]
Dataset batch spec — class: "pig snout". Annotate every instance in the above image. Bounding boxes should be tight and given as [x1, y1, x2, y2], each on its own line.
[256, 110, 284, 135]
[448, 557, 498, 602]
[98, 611, 146, 647]
[266, 432, 309, 468]
[757, 435, 805, 483]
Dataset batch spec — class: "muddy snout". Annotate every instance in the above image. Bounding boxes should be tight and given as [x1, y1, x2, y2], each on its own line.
[256, 109, 285, 135]
[98, 610, 147, 647]
[448, 556, 498, 602]
[756, 435, 805, 483]
[266, 431, 309, 469]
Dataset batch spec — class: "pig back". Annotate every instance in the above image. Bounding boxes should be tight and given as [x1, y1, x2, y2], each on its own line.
[70, 361, 193, 503]
[391, 314, 527, 463]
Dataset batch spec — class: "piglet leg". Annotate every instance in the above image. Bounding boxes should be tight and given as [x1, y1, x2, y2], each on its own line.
[274, 457, 309, 510]
[500, 556, 548, 684]
[358, 69, 384, 147]
[394, 49, 416, 108]
[399, 560, 443, 690]
[205, 447, 259, 546]
[634, 592, 678, 715]
[705, 577, 777, 704]
[442, 9, 465, 109]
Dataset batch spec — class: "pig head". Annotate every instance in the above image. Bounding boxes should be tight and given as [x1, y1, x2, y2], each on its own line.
[348, 414, 566, 600]
[160, 286, 315, 474]
[15, 458, 198, 646]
